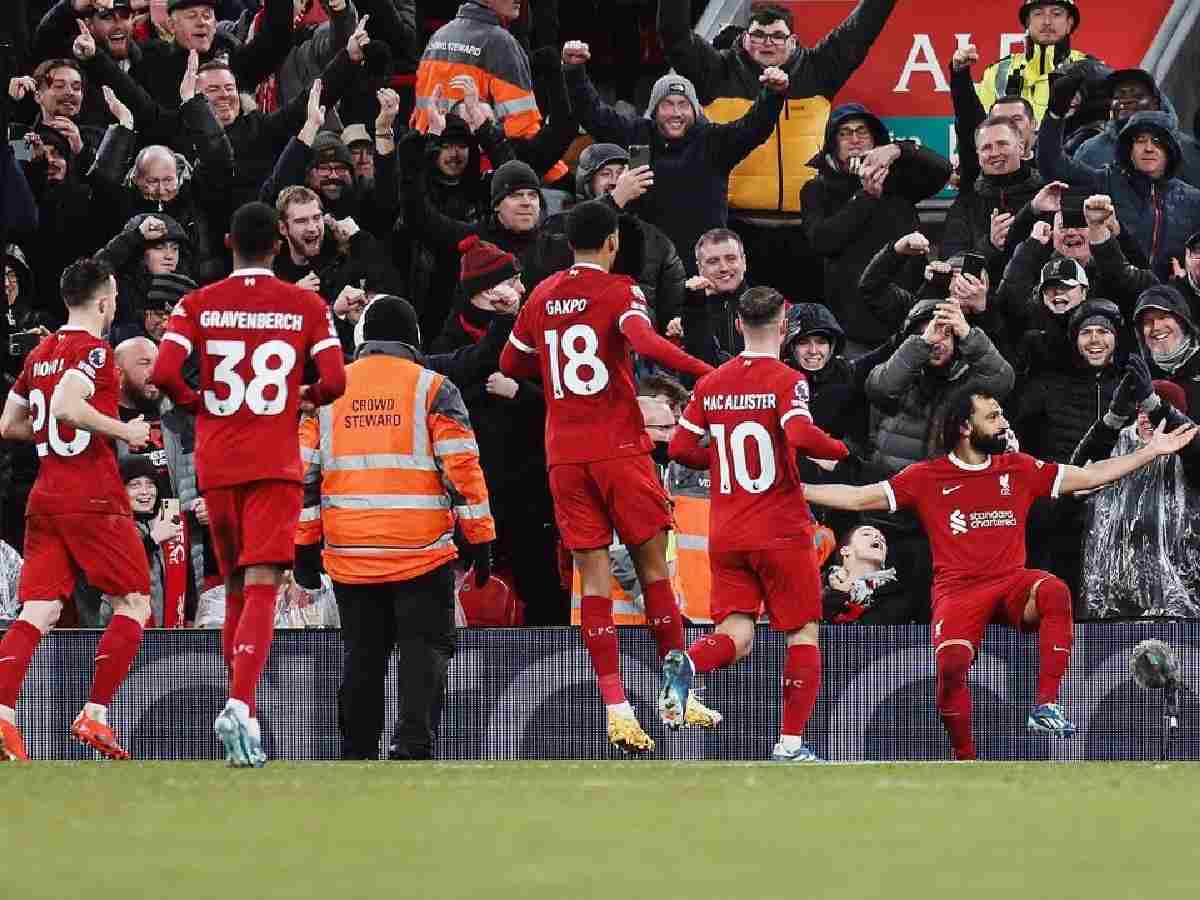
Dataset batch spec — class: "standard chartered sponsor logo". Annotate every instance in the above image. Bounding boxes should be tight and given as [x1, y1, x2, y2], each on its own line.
[949, 508, 967, 535]
[949, 508, 1015, 534]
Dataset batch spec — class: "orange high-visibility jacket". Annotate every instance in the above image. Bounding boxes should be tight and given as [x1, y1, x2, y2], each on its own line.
[296, 345, 496, 584]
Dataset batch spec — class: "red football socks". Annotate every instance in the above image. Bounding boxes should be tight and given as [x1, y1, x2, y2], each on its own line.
[580, 594, 625, 704]
[781, 644, 821, 737]
[1035, 578, 1074, 705]
[229, 584, 276, 715]
[223, 588, 245, 701]
[935, 642, 976, 761]
[688, 633, 737, 674]
[642, 579, 685, 659]
[88, 613, 144, 706]
[0, 620, 43, 709]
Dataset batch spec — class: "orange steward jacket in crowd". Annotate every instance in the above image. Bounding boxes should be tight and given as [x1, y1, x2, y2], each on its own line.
[296, 342, 496, 584]
[413, 2, 540, 141]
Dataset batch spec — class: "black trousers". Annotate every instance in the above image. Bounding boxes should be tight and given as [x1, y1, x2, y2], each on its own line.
[334, 563, 456, 760]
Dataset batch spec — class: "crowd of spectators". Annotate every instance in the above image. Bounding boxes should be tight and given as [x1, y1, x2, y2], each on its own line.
[2, 0, 1199, 628]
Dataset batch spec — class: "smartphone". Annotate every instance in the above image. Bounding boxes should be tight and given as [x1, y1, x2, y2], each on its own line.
[961, 252, 986, 280]
[925, 271, 953, 298]
[1061, 205, 1087, 229]
[160, 498, 181, 525]
[8, 331, 42, 358]
[628, 144, 651, 170]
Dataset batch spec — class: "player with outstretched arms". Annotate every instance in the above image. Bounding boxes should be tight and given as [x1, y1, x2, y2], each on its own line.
[0, 259, 154, 761]
[499, 199, 719, 754]
[151, 202, 346, 767]
[665, 287, 851, 762]
[803, 386, 1196, 759]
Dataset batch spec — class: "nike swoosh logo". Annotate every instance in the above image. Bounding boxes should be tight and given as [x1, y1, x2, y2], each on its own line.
[0, 656, 16, 664]
[94, 654, 109, 662]
[942, 485, 963, 495]
[1053, 646, 1070, 653]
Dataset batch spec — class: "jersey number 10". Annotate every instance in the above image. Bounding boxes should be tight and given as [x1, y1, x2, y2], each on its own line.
[710, 421, 776, 494]
[544, 325, 610, 399]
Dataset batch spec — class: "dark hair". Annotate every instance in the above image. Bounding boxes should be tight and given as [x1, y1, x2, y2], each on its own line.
[938, 384, 996, 455]
[33, 58, 83, 89]
[229, 201, 281, 259]
[565, 199, 619, 251]
[638, 373, 690, 409]
[748, 3, 793, 31]
[974, 114, 1022, 144]
[737, 286, 786, 327]
[991, 94, 1036, 122]
[196, 60, 235, 79]
[60, 257, 113, 309]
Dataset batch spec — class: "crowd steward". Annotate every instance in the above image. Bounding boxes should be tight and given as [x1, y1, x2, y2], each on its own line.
[3, 0, 1200, 646]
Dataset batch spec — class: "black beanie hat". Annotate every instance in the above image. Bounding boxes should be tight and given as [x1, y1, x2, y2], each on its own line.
[310, 131, 354, 171]
[490, 160, 540, 208]
[362, 295, 421, 346]
[439, 113, 474, 148]
[119, 454, 159, 485]
[458, 235, 520, 298]
[146, 272, 197, 312]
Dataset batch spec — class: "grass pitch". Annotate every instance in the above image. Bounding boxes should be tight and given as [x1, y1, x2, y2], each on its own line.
[3, 760, 1197, 899]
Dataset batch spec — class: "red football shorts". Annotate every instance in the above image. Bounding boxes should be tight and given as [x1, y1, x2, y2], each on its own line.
[931, 568, 1054, 651]
[206, 480, 303, 577]
[19, 512, 150, 601]
[709, 542, 822, 632]
[549, 455, 672, 551]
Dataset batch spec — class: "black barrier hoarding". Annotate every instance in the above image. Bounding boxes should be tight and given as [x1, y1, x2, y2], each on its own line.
[7, 624, 1198, 761]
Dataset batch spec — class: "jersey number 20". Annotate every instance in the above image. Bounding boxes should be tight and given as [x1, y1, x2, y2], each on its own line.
[544, 325, 609, 399]
[28, 387, 91, 458]
[204, 339, 297, 416]
[710, 421, 775, 494]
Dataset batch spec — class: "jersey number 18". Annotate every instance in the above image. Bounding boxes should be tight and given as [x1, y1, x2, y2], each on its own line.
[543, 325, 609, 399]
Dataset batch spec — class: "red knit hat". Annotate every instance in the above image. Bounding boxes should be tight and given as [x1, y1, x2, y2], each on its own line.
[1152, 379, 1189, 415]
[458, 235, 520, 299]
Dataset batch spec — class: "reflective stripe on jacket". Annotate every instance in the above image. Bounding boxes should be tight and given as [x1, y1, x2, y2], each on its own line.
[976, 47, 1090, 123]
[704, 96, 828, 215]
[297, 347, 495, 584]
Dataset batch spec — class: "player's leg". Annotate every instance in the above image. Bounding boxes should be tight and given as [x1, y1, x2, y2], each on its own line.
[223, 571, 246, 704]
[68, 512, 154, 759]
[0, 599, 63, 761]
[615, 454, 685, 660]
[1015, 573, 1076, 736]
[772, 622, 823, 762]
[932, 592, 991, 761]
[756, 544, 824, 761]
[71, 592, 150, 760]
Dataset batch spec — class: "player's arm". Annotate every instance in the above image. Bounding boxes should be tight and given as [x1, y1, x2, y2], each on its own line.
[801, 481, 893, 512]
[300, 342, 347, 407]
[668, 415, 712, 470]
[152, 307, 201, 410]
[782, 412, 850, 461]
[499, 335, 542, 380]
[1056, 420, 1198, 494]
[50, 371, 149, 447]
[620, 313, 713, 380]
[0, 392, 35, 442]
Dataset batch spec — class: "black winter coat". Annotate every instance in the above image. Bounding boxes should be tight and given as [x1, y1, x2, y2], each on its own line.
[942, 161, 1044, 285]
[1014, 362, 1121, 463]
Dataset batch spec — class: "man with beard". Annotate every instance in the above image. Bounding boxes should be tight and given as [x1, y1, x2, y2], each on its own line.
[271, 185, 394, 303]
[9, 57, 103, 172]
[804, 384, 1196, 759]
[260, 78, 399, 241]
[1072, 68, 1200, 189]
[116, 336, 168, 482]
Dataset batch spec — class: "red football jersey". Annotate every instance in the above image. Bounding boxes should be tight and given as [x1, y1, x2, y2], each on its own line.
[885, 452, 1063, 589]
[508, 263, 653, 465]
[10, 327, 130, 516]
[678, 353, 815, 551]
[161, 268, 341, 489]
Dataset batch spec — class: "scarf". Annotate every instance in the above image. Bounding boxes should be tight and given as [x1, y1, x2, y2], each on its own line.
[1150, 335, 1195, 372]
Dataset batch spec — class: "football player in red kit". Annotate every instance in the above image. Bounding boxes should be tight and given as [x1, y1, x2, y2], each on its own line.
[666, 287, 850, 762]
[499, 200, 717, 754]
[152, 202, 346, 767]
[0, 259, 153, 761]
[804, 385, 1196, 760]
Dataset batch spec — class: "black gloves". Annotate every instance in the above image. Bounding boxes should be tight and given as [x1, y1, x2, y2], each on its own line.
[293, 543, 323, 591]
[1047, 72, 1085, 118]
[1105, 355, 1155, 426]
[463, 541, 492, 587]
